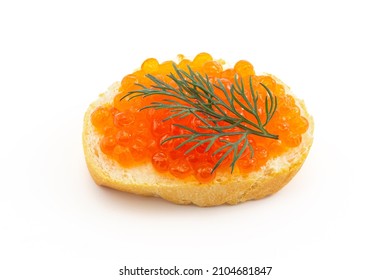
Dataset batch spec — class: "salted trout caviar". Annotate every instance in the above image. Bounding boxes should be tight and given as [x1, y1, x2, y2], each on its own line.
[194, 162, 216, 184]
[91, 107, 111, 133]
[91, 53, 309, 183]
[234, 60, 255, 77]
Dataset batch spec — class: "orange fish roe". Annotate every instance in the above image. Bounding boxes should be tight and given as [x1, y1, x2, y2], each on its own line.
[91, 53, 309, 183]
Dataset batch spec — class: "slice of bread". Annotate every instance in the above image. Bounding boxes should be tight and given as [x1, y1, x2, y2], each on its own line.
[83, 75, 314, 206]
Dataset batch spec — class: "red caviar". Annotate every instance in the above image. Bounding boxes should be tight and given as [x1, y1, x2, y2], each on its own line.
[91, 53, 309, 183]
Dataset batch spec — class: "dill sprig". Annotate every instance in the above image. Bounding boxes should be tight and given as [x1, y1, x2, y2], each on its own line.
[121, 65, 278, 173]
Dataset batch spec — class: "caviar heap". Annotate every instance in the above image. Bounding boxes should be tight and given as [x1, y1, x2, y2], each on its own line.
[91, 53, 309, 183]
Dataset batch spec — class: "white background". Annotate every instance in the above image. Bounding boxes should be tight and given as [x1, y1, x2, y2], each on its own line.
[1, 0, 389, 279]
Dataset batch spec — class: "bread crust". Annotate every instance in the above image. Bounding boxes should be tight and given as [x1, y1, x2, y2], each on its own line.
[82, 76, 314, 206]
